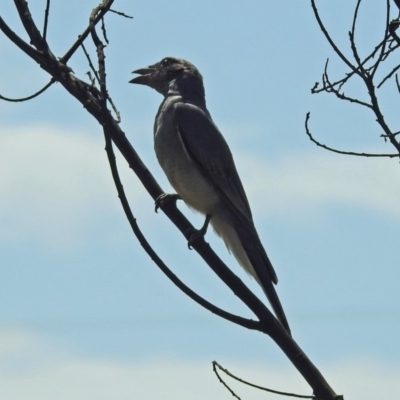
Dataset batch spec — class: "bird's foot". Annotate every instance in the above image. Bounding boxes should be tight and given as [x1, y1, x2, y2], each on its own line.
[186, 214, 211, 249]
[155, 193, 181, 213]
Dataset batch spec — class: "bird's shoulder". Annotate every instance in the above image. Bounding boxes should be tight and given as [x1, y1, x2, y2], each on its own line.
[154, 95, 182, 134]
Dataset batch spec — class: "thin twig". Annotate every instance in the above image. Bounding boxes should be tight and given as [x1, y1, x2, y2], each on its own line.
[80, 42, 100, 84]
[364, 73, 400, 154]
[323, 66, 372, 108]
[377, 62, 400, 88]
[389, 19, 400, 45]
[311, 6, 398, 95]
[60, 4, 110, 63]
[109, 9, 133, 18]
[305, 113, 398, 158]
[0, 16, 43, 60]
[213, 362, 316, 399]
[88, 0, 120, 121]
[89, 0, 110, 103]
[14, 0, 50, 53]
[0, 78, 55, 102]
[381, 130, 400, 138]
[101, 17, 109, 44]
[213, 362, 241, 400]
[371, 0, 391, 77]
[42, 0, 51, 41]
[349, 0, 366, 76]
[396, 73, 400, 92]
[311, 0, 360, 75]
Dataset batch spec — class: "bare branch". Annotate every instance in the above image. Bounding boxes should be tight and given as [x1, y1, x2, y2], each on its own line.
[377, 61, 400, 88]
[0, 16, 42, 60]
[213, 361, 317, 399]
[370, 0, 391, 77]
[213, 363, 241, 400]
[103, 125, 259, 330]
[109, 9, 133, 18]
[396, 73, 400, 92]
[364, 76, 400, 154]
[42, 0, 50, 41]
[389, 19, 400, 46]
[312, 61, 353, 95]
[305, 113, 399, 158]
[101, 17, 109, 44]
[309, 0, 400, 158]
[60, 2, 112, 63]
[0, 78, 55, 102]
[323, 64, 372, 108]
[311, 0, 361, 76]
[348, 0, 366, 76]
[80, 41, 101, 84]
[14, 0, 50, 53]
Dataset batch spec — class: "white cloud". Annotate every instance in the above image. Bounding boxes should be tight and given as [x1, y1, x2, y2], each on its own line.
[0, 124, 398, 254]
[0, 329, 35, 357]
[0, 124, 148, 250]
[0, 329, 398, 400]
[238, 152, 400, 220]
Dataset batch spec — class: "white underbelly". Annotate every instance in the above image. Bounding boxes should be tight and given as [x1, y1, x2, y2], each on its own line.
[162, 156, 220, 214]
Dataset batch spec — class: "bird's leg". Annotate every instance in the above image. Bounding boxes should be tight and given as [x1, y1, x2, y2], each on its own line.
[187, 214, 211, 249]
[155, 193, 181, 213]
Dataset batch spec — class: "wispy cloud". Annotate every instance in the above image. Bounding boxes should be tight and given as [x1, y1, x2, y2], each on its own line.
[0, 328, 398, 400]
[1, 124, 398, 253]
[0, 125, 148, 250]
[237, 151, 400, 220]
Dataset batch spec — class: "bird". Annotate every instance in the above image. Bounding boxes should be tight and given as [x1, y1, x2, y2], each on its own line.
[130, 57, 290, 333]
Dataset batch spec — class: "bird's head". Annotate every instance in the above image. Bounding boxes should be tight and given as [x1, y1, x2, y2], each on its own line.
[130, 57, 205, 99]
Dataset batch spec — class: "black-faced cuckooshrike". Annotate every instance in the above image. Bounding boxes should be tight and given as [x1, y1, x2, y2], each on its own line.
[130, 57, 290, 333]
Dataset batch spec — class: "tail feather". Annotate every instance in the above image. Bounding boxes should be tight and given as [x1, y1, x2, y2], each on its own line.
[211, 211, 291, 334]
[240, 233, 291, 335]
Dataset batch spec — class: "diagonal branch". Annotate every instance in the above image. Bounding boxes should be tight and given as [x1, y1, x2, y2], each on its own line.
[60, 5, 110, 63]
[103, 126, 260, 330]
[14, 0, 50, 53]
[0, 15, 42, 60]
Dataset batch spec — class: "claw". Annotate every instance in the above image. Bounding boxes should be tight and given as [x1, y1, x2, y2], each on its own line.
[187, 214, 211, 249]
[155, 193, 181, 213]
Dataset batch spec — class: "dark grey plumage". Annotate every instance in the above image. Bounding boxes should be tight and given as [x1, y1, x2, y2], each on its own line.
[130, 57, 290, 333]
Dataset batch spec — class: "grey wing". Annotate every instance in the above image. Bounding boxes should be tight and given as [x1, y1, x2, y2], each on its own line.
[174, 102, 278, 284]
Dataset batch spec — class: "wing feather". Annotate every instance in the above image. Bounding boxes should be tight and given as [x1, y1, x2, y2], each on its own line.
[174, 102, 278, 284]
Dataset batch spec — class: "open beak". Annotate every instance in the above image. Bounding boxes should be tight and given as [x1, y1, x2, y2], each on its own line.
[129, 67, 156, 85]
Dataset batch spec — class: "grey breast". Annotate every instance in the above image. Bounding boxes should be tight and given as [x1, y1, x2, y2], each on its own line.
[153, 95, 220, 214]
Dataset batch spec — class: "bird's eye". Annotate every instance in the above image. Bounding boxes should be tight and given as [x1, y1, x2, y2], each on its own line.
[161, 58, 170, 67]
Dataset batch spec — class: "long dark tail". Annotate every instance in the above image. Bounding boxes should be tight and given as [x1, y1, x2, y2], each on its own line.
[235, 224, 291, 335]
[211, 210, 291, 334]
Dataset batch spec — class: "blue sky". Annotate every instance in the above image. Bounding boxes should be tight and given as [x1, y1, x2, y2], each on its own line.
[1, 1, 400, 399]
